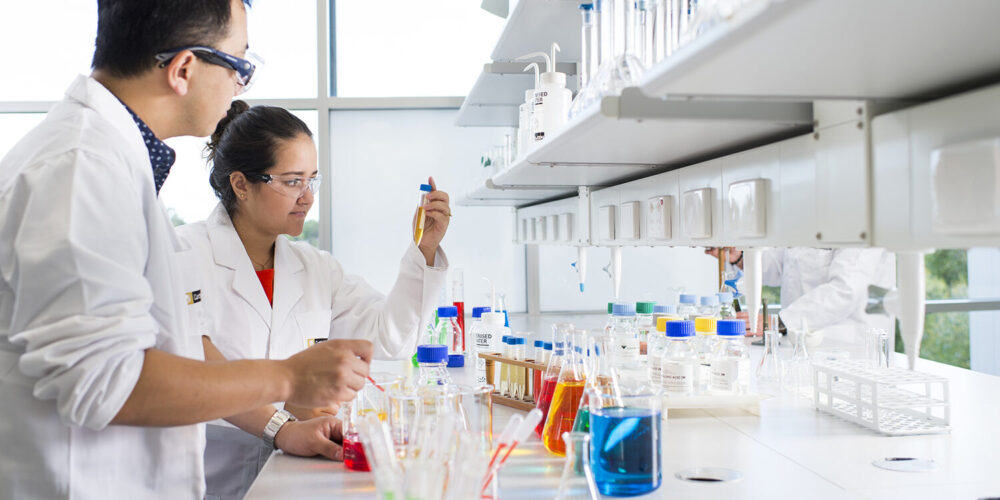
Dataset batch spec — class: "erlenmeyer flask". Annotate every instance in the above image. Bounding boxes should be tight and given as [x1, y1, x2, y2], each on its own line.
[783, 319, 812, 399]
[556, 432, 599, 500]
[542, 330, 587, 455]
[755, 314, 783, 396]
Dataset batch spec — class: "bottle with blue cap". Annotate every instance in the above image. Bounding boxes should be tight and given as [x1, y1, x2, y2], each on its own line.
[648, 315, 681, 385]
[413, 183, 433, 245]
[415, 344, 451, 387]
[699, 295, 720, 317]
[677, 293, 699, 320]
[435, 306, 465, 368]
[608, 303, 639, 367]
[660, 320, 696, 395]
[710, 320, 750, 394]
[717, 292, 737, 319]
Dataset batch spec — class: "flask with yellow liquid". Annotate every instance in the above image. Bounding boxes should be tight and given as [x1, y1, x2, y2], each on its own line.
[414, 183, 433, 245]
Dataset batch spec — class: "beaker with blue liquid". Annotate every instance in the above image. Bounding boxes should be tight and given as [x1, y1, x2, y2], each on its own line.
[588, 386, 662, 496]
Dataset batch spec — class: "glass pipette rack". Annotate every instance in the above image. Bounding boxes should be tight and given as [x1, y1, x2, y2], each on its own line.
[813, 360, 951, 436]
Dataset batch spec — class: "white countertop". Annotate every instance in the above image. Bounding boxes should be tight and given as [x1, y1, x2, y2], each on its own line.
[245, 314, 1000, 499]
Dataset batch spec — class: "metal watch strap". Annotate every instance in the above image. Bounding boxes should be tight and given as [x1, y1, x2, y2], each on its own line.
[262, 409, 295, 449]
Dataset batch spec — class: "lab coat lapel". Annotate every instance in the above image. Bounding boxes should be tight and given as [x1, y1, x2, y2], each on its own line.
[271, 236, 304, 337]
[206, 205, 272, 327]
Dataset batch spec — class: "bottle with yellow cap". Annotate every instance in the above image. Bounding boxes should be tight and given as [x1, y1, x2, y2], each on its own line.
[693, 316, 718, 394]
[648, 315, 682, 385]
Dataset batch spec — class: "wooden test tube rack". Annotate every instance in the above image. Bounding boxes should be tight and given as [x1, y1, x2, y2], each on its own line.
[477, 352, 547, 411]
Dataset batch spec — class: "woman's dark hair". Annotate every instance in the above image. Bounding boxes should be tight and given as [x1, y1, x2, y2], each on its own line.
[92, 0, 252, 78]
[206, 100, 313, 214]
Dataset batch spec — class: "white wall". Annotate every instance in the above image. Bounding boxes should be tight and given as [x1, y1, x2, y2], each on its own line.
[329, 109, 526, 312]
[537, 245, 720, 311]
[969, 247, 1000, 376]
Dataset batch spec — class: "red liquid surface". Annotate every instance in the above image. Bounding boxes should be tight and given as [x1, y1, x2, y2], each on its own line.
[343, 432, 369, 472]
[535, 377, 559, 437]
[453, 301, 465, 351]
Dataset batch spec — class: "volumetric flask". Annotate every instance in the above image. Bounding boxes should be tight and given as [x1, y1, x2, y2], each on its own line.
[557, 432, 600, 500]
[755, 314, 783, 396]
[589, 384, 663, 496]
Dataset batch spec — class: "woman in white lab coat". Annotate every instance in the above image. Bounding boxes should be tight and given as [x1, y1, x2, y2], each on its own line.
[176, 101, 452, 499]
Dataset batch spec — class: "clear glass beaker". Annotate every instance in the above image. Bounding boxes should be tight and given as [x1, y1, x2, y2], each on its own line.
[782, 322, 812, 399]
[387, 386, 456, 460]
[557, 432, 600, 500]
[755, 314, 783, 396]
[589, 385, 663, 496]
[450, 384, 494, 455]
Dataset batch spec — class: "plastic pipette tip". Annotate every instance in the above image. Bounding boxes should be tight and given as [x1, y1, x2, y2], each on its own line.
[579, 283, 585, 293]
[367, 376, 385, 392]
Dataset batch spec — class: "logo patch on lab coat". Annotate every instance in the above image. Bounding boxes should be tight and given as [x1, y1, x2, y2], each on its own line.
[186, 290, 202, 305]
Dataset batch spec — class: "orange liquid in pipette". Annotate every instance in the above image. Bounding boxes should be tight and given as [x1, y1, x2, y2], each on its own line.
[542, 381, 585, 455]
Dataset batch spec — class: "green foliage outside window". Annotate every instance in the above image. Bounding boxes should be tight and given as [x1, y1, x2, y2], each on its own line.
[893, 249, 970, 369]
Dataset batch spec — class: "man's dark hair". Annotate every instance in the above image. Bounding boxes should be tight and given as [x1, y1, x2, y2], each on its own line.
[92, 0, 252, 78]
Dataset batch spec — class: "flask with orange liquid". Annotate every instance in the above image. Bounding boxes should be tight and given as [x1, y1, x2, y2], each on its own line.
[542, 330, 587, 455]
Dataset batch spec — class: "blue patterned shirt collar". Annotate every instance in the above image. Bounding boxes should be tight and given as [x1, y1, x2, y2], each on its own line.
[120, 103, 176, 195]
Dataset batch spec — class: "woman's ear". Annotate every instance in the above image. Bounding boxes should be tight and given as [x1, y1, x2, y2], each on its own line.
[230, 171, 249, 200]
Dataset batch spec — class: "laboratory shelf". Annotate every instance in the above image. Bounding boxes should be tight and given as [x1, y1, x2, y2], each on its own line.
[491, 87, 811, 187]
[458, 177, 571, 207]
[489, 0, 582, 63]
[639, 0, 1000, 100]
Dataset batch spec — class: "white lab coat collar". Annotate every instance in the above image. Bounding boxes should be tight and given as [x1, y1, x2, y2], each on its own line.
[205, 203, 306, 331]
[66, 75, 150, 175]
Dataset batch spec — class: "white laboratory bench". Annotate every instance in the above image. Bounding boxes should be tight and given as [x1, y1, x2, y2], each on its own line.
[245, 314, 1000, 499]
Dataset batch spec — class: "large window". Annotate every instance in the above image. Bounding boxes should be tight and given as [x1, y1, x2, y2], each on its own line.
[333, 0, 504, 97]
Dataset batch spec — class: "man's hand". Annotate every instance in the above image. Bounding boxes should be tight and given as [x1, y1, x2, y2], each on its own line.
[705, 247, 743, 266]
[281, 339, 372, 408]
[285, 402, 340, 420]
[414, 176, 451, 266]
[274, 416, 345, 461]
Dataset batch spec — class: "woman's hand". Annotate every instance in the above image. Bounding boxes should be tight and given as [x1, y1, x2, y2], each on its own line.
[414, 176, 451, 266]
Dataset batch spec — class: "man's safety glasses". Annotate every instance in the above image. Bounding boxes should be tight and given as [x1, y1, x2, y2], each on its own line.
[154, 46, 258, 93]
[248, 173, 322, 198]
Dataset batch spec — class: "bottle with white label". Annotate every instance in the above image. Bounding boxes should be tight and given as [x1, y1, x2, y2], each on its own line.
[516, 43, 572, 143]
[470, 306, 494, 385]
[648, 315, 681, 386]
[635, 301, 656, 354]
[608, 303, 639, 367]
[710, 319, 750, 395]
[660, 320, 697, 396]
[693, 317, 718, 394]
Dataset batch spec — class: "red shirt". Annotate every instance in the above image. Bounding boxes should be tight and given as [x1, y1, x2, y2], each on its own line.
[255, 269, 274, 305]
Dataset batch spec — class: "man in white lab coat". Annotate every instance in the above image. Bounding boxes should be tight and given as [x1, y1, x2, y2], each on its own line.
[0, 1, 372, 498]
[709, 248, 896, 343]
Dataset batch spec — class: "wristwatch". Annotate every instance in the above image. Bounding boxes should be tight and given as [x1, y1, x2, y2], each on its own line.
[262, 409, 295, 449]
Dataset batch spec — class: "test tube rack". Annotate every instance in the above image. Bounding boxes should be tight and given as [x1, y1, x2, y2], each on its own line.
[813, 359, 951, 436]
[477, 352, 546, 411]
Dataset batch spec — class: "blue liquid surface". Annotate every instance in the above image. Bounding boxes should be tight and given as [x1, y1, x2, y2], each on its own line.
[590, 407, 662, 497]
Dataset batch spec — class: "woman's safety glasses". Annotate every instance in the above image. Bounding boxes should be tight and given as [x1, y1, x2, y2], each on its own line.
[154, 46, 259, 94]
[248, 173, 322, 198]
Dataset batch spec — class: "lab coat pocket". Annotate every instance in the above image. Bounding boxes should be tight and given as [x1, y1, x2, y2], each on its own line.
[295, 310, 333, 349]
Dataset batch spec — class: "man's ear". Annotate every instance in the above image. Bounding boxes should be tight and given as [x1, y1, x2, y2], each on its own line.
[163, 50, 198, 96]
